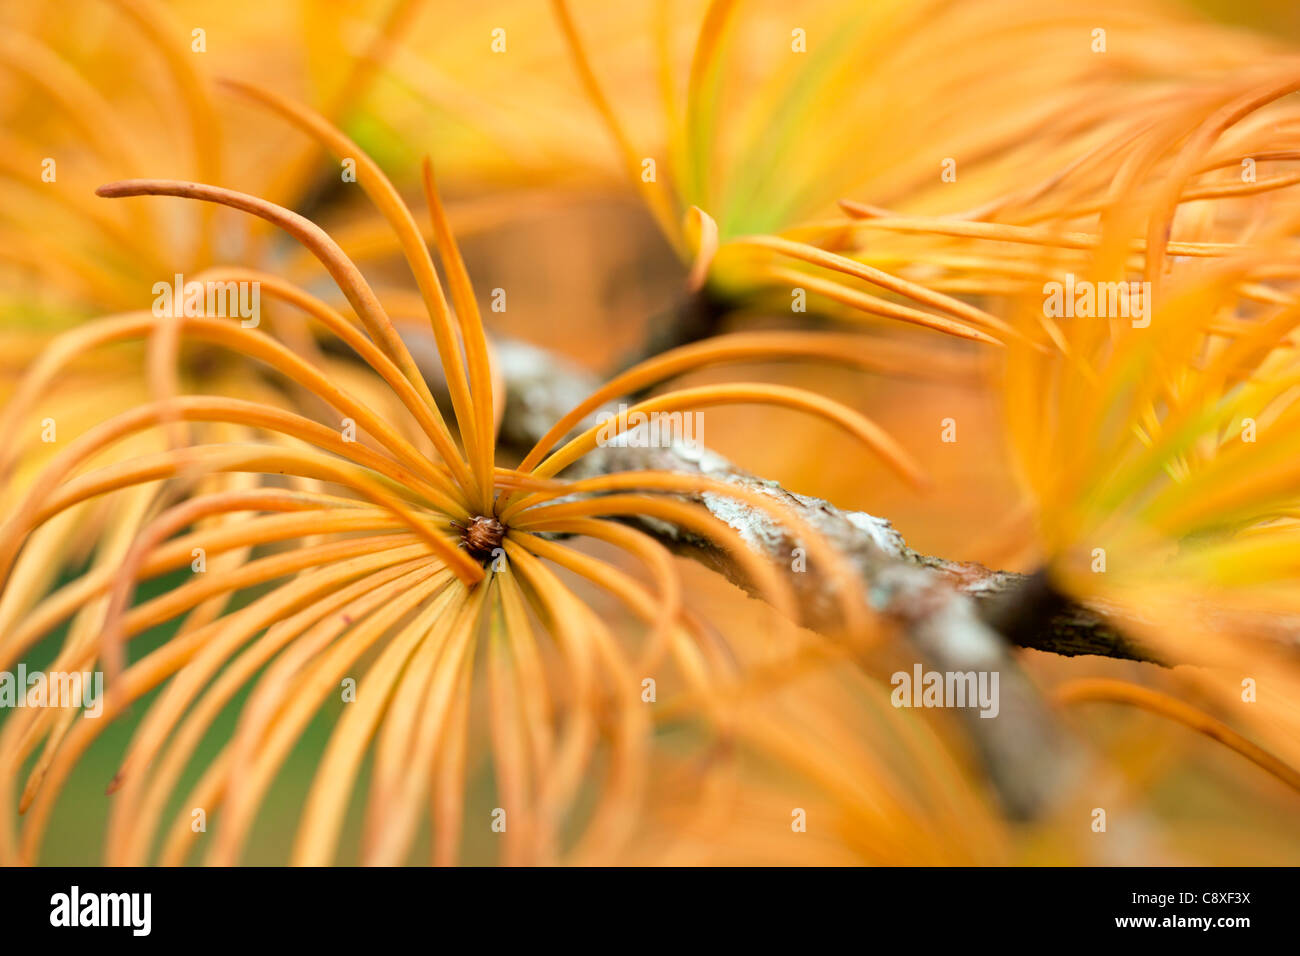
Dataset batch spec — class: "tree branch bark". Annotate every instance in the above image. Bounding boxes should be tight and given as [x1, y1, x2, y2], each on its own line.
[491, 338, 1153, 662]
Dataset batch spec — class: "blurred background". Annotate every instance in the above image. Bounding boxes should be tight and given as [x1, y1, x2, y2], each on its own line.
[3, 0, 1300, 864]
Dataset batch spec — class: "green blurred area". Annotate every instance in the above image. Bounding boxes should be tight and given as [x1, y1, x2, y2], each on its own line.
[4, 568, 492, 866]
